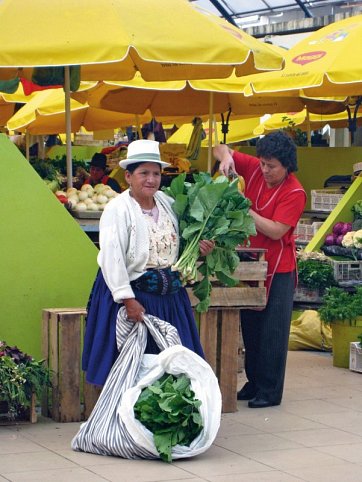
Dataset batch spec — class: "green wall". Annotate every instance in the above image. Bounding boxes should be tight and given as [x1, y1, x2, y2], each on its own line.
[0, 135, 98, 359]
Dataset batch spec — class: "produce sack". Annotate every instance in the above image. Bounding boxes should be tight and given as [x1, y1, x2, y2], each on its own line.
[289, 309, 332, 352]
[72, 307, 221, 461]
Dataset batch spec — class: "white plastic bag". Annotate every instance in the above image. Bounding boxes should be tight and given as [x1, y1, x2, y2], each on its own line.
[121, 345, 222, 459]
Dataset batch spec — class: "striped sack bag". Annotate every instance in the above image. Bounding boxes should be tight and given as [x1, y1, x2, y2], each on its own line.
[71, 306, 221, 460]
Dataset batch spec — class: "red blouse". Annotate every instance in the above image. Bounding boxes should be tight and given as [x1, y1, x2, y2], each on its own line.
[233, 150, 306, 291]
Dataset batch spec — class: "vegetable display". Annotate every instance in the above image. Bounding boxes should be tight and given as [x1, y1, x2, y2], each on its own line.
[319, 287, 362, 325]
[134, 373, 203, 463]
[163, 172, 256, 312]
[57, 184, 119, 211]
[297, 258, 335, 291]
[0, 341, 51, 420]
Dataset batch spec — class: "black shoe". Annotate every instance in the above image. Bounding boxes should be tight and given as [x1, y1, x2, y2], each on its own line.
[237, 384, 256, 401]
[248, 397, 280, 408]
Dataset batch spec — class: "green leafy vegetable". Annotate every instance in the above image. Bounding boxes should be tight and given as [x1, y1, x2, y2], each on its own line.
[318, 286, 362, 325]
[164, 172, 256, 312]
[352, 200, 362, 220]
[134, 373, 203, 463]
[297, 259, 336, 290]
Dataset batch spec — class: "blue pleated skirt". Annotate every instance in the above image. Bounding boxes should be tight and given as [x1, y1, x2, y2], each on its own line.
[82, 270, 204, 386]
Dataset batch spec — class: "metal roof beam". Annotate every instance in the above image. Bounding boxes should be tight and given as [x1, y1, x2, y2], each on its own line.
[207, 0, 239, 26]
[294, 0, 314, 17]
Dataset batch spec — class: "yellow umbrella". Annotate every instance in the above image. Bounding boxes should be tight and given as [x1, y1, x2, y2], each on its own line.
[0, 0, 284, 82]
[0, 0, 286, 186]
[242, 15, 362, 142]
[77, 74, 344, 118]
[168, 118, 260, 145]
[0, 83, 40, 126]
[254, 108, 362, 136]
[6, 88, 152, 135]
[244, 15, 362, 97]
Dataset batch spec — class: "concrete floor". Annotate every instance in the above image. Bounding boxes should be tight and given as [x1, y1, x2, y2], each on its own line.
[1, 350, 362, 482]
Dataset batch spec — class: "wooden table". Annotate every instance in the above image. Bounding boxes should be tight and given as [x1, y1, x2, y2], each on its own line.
[187, 249, 267, 413]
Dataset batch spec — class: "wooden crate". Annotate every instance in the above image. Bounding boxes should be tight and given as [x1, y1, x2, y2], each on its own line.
[42, 308, 101, 422]
[187, 249, 267, 413]
[0, 393, 37, 425]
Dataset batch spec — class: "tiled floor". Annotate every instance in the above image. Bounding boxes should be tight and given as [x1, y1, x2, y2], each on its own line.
[1, 350, 362, 482]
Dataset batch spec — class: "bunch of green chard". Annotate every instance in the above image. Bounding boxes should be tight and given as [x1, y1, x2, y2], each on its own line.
[134, 373, 203, 463]
[163, 172, 256, 312]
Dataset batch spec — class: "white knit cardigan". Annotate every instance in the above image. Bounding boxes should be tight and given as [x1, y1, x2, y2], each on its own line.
[97, 189, 179, 303]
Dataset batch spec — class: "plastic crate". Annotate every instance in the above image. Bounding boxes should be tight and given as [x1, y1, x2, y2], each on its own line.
[349, 342, 362, 373]
[293, 286, 323, 303]
[311, 189, 344, 212]
[330, 259, 362, 282]
[295, 219, 324, 242]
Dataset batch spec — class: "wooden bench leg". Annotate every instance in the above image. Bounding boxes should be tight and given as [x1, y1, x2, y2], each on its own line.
[219, 309, 239, 413]
[199, 310, 218, 373]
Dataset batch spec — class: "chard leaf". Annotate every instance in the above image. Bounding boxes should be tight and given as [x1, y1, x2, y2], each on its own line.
[134, 373, 203, 463]
[172, 194, 188, 217]
[215, 270, 239, 287]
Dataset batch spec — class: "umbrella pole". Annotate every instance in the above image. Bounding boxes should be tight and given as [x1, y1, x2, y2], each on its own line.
[207, 91, 214, 173]
[25, 131, 30, 160]
[306, 108, 311, 147]
[65, 66, 73, 189]
[135, 115, 142, 140]
[213, 118, 219, 145]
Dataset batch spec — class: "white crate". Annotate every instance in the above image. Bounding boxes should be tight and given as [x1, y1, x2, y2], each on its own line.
[349, 342, 362, 373]
[295, 219, 324, 242]
[330, 259, 362, 282]
[311, 189, 344, 212]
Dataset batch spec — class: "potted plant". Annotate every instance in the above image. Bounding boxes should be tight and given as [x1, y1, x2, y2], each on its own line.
[318, 287, 362, 368]
[0, 341, 51, 422]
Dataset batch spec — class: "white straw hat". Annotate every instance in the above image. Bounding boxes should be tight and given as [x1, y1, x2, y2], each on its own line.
[119, 139, 170, 169]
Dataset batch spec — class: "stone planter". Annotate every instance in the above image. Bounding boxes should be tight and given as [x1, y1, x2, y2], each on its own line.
[331, 317, 362, 368]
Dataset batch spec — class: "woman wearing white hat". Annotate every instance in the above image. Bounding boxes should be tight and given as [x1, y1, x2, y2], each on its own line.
[82, 139, 214, 386]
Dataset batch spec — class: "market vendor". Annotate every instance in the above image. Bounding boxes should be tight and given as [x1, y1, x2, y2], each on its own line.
[82, 153, 122, 193]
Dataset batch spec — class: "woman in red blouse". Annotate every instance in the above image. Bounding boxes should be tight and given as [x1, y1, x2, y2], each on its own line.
[214, 130, 306, 408]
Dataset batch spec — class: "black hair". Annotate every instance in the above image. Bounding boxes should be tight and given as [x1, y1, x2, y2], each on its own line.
[256, 130, 298, 173]
[126, 161, 162, 174]
[90, 152, 107, 170]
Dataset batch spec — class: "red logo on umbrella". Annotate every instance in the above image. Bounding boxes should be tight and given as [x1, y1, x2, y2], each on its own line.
[292, 51, 326, 66]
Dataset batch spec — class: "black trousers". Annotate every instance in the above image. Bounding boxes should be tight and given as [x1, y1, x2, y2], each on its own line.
[240, 271, 295, 403]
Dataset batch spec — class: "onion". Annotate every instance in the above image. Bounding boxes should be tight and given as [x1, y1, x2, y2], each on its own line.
[88, 203, 99, 211]
[75, 202, 87, 211]
[97, 194, 108, 204]
[78, 191, 89, 201]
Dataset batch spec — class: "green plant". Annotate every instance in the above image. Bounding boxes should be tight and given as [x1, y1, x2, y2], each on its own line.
[297, 258, 336, 291]
[281, 116, 308, 146]
[0, 341, 51, 420]
[134, 373, 203, 463]
[318, 287, 362, 325]
[163, 172, 256, 312]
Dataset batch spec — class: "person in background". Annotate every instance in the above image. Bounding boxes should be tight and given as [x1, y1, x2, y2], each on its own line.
[213, 130, 306, 408]
[83, 152, 121, 193]
[82, 139, 214, 386]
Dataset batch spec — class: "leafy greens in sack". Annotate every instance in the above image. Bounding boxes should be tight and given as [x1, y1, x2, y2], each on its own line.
[164, 172, 256, 312]
[133, 373, 203, 463]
